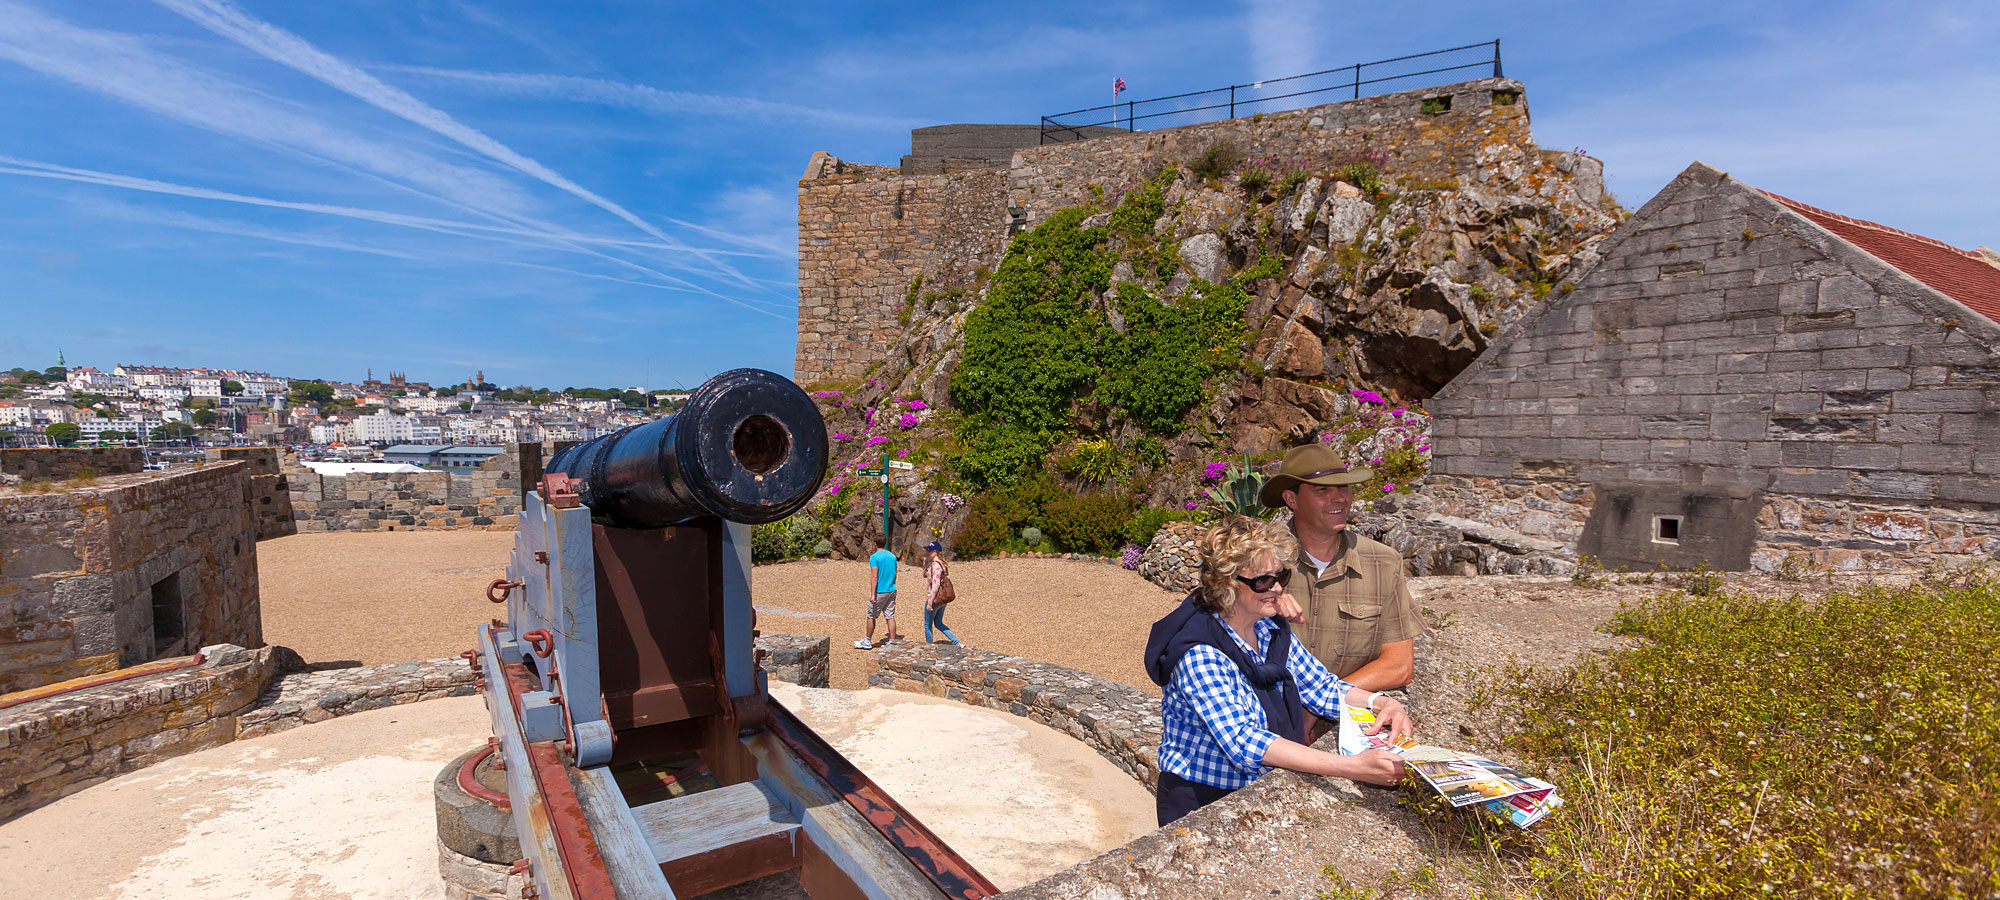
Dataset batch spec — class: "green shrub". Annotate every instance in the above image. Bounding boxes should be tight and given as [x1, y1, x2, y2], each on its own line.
[751, 521, 789, 563]
[1041, 492, 1136, 555]
[952, 474, 1066, 557]
[1019, 526, 1044, 546]
[1059, 438, 1126, 486]
[1674, 561, 1725, 597]
[1121, 506, 1192, 547]
[811, 539, 832, 557]
[752, 514, 830, 563]
[1488, 580, 2000, 899]
[1095, 280, 1248, 434]
[1238, 168, 1271, 194]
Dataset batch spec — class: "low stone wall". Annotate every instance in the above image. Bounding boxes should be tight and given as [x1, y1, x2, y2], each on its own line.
[0, 644, 276, 822]
[756, 634, 829, 689]
[236, 657, 477, 738]
[868, 645, 1161, 788]
[283, 445, 522, 532]
[0, 447, 142, 480]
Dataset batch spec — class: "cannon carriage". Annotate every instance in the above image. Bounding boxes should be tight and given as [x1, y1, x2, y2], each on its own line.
[470, 368, 994, 900]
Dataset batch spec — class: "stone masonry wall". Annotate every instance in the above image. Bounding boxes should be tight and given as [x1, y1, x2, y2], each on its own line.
[0, 644, 276, 822]
[0, 447, 142, 480]
[1428, 163, 2000, 571]
[755, 633, 829, 689]
[283, 445, 521, 532]
[794, 78, 1537, 386]
[1008, 78, 1535, 230]
[0, 462, 260, 693]
[206, 447, 295, 540]
[869, 644, 1162, 788]
[795, 163, 1009, 384]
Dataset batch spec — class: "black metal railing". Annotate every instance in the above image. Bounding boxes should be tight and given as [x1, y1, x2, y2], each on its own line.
[1039, 40, 1503, 145]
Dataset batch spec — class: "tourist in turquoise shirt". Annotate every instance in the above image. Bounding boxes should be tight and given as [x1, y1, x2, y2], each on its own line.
[855, 534, 901, 649]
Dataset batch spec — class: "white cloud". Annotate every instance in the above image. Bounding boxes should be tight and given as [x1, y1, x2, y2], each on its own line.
[377, 65, 924, 132]
[0, 1, 532, 215]
[151, 0, 758, 289]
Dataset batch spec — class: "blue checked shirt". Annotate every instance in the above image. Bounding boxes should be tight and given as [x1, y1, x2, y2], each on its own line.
[1158, 615, 1354, 789]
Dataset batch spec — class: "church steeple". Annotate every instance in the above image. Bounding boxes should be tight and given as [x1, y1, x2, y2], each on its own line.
[55, 348, 65, 369]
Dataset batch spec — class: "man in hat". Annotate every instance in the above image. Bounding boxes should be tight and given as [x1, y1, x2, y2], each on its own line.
[1259, 444, 1423, 697]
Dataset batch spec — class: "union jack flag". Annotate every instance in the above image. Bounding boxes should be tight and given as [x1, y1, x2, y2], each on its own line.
[1114, 77, 1127, 96]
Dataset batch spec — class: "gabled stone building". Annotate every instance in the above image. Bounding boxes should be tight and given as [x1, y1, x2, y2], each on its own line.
[1427, 162, 2000, 572]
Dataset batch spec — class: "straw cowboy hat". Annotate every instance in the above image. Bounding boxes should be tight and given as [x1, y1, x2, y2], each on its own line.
[1257, 444, 1373, 509]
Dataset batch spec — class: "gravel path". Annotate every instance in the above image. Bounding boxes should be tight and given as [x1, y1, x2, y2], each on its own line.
[257, 535, 1183, 692]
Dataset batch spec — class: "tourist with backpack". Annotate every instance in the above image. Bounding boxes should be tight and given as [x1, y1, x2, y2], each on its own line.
[922, 541, 963, 647]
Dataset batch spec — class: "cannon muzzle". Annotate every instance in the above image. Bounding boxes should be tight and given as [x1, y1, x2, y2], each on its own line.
[544, 368, 828, 528]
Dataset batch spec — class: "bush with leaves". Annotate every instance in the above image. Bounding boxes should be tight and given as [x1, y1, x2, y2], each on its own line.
[1120, 506, 1192, 548]
[1058, 438, 1126, 487]
[1041, 492, 1136, 555]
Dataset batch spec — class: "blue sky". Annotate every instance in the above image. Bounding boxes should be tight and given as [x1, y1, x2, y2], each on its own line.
[1, 1, 1992, 389]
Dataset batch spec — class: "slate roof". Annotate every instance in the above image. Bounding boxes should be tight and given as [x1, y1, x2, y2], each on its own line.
[1763, 190, 2000, 325]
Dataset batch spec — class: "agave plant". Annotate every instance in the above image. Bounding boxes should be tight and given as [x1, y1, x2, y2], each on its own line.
[1202, 459, 1273, 519]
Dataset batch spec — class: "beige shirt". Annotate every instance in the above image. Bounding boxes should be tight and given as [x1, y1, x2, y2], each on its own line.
[1290, 529, 1423, 680]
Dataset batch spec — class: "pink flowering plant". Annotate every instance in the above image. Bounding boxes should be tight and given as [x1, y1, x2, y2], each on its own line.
[1315, 387, 1432, 496]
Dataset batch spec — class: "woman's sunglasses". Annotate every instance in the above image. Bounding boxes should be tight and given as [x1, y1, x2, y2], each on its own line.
[1234, 568, 1293, 593]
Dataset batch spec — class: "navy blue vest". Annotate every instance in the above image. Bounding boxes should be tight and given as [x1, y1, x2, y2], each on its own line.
[1145, 592, 1306, 745]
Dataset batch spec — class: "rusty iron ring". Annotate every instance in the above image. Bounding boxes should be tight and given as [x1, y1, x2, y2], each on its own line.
[522, 629, 554, 658]
[457, 743, 512, 810]
[486, 578, 523, 604]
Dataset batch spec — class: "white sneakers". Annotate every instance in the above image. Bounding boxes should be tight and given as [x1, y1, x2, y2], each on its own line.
[852, 638, 872, 650]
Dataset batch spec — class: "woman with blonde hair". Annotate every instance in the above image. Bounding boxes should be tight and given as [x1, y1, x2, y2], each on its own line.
[1143, 515, 1413, 825]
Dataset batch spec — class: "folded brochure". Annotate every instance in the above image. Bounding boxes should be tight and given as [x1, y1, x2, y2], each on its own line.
[1337, 704, 1558, 822]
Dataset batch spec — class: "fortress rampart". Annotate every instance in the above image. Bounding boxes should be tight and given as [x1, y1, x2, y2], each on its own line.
[794, 77, 1538, 383]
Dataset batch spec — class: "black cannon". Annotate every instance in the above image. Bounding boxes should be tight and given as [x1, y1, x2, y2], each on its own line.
[544, 367, 829, 528]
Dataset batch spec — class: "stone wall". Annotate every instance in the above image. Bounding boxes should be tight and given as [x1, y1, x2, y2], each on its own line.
[0, 644, 276, 822]
[1008, 78, 1535, 230]
[868, 644, 1161, 788]
[206, 447, 295, 540]
[235, 656, 477, 738]
[755, 633, 829, 689]
[1429, 162, 2000, 571]
[0, 447, 142, 480]
[794, 78, 1539, 386]
[284, 445, 522, 532]
[0, 462, 260, 693]
[795, 161, 1009, 384]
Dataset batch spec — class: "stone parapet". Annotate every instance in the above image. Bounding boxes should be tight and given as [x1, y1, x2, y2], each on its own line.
[868, 645, 1161, 788]
[437, 841, 526, 900]
[0, 644, 277, 822]
[283, 445, 522, 532]
[755, 634, 829, 689]
[235, 656, 478, 739]
[0, 447, 142, 480]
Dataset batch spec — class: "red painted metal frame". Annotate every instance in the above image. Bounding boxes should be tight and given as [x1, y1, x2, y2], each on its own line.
[458, 743, 513, 810]
[493, 626, 618, 900]
[766, 700, 1000, 900]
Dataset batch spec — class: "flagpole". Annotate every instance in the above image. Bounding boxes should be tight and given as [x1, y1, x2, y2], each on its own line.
[1111, 79, 1117, 128]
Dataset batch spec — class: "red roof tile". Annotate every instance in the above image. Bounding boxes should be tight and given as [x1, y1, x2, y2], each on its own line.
[1762, 190, 2000, 325]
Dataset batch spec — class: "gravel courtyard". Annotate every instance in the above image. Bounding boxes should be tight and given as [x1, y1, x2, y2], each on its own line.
[256, 532, 1185, 691]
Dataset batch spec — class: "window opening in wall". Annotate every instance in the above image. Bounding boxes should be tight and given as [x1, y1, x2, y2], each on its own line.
[1492, 89, 1519, 106]
[1421, 95, 1452, 115]
[1653, 515, 1682, 544]
[151, 571, 184, 650]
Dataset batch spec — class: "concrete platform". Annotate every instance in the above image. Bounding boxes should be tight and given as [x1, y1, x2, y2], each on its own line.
[0, 695, 489, 900]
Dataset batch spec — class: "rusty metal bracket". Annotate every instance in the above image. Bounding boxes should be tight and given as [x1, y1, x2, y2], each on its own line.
[459, 744, 513, 810]
[536, 473, 581, 509]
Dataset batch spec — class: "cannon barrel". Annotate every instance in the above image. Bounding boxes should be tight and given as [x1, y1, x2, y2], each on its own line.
[544, 368, 827, 528]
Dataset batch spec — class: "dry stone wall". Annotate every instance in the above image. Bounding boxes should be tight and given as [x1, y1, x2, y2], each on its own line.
[1429, 163, 2000, 572]
[0, 462, 260, 692]
[868, 644, 1162, 787]
[284, 445, 522, 532]
[205, 447, 295, 539]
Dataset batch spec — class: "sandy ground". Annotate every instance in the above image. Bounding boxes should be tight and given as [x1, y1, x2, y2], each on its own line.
[769, 682, 1155, 891]
[257, 531, 515, 666]
[0, 695, 489, 900]
[258, 534, 1182, 691]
